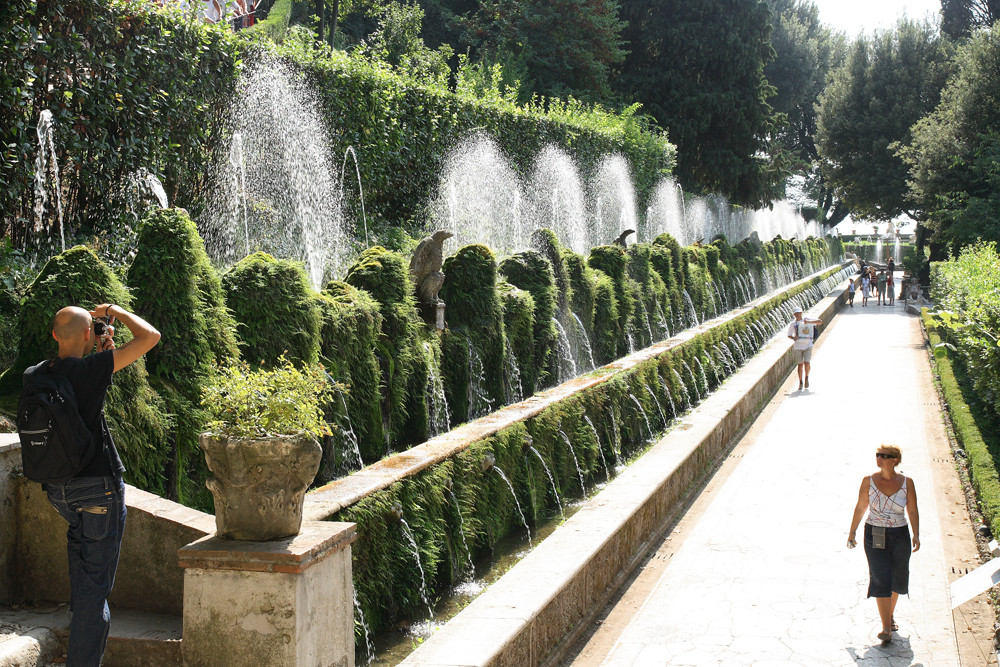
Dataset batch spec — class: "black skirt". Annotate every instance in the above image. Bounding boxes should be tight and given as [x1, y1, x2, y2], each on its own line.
[864, 523, 911, 597]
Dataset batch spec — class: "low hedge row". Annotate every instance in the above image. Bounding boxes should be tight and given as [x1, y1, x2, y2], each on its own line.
[921, 310, 1000, 538]
[337, 262, 850, 642]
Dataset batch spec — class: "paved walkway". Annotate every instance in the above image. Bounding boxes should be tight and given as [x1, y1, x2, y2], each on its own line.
[568, 290, 992, 666]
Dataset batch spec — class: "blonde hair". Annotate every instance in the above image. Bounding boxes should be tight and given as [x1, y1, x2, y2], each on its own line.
[877, 444, 902, 462]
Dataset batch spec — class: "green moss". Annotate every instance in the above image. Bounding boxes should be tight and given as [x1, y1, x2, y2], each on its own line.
[345, 246, 427, 447]
[531, 229, 572, 316]
[440, 244, 505, 420]
[498, 251, 558, 391]
[318, 281, 385, 466]
[591, 270, 620, 365]
[127, 208, 241, 508]
[0, 246, 171, 492]
[563, 250, 595, 335]
[498, 282, 535, 404]
[222, 252, 321, 368]
[588, 245, 632, 358]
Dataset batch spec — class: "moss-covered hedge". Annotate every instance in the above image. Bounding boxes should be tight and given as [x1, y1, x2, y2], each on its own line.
[0, 247, 172, 492]
[127, 208, 240, 507]
[222, 252, 321, 368]
[498, 251, 559, 391]
[336, 261, 849, 642]
[922, 310, 1000, 539]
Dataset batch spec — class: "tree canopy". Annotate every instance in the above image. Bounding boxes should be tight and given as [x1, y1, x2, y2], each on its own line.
[901, 25, 1000, 251]
[815, 19, 954, 221]
[941, 0, 999, 39]
[612, 0, 783, 208]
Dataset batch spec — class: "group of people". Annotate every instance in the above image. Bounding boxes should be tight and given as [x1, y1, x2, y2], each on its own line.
[848, 258, 896, 307]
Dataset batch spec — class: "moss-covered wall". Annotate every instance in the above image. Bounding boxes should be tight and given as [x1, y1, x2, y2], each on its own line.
[334, 261, 849, 643]
[498, 251, 559, 392]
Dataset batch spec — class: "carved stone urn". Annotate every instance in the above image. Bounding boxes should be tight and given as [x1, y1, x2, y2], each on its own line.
[199, 432, 322, 541]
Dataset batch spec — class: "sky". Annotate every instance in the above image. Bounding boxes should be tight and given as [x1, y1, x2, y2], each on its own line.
[811, 0, 942, 36]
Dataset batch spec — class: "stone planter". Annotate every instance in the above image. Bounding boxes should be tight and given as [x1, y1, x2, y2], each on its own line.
[199, 432, 322, 541]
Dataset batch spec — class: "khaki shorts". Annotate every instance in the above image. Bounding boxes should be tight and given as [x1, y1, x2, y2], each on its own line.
[795, 347, 813, 363]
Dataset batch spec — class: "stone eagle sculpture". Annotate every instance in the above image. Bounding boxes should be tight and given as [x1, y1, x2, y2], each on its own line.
[614, 229, 635, 247]
[409, 230, 453, 305]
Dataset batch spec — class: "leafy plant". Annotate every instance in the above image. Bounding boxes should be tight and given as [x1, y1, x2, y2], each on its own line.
[202, 357, 335, 439]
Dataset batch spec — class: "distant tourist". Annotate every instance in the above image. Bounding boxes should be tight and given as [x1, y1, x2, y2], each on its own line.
[33, 304, 159, 665]
[848, 279, 856, 307]
[847, 445, 920, 645]
[877, 270, 888, 306]
[861, 272, 871, 307]
[786, 306, 822, 390]
[887, 257, 895, 274]
[886, 271, 895, 306]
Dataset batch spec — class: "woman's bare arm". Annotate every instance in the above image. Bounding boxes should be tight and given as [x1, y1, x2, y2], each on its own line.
[907, 478, 920, 552]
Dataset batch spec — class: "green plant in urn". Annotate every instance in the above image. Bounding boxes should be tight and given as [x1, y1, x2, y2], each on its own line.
[200, 358, 334, 540]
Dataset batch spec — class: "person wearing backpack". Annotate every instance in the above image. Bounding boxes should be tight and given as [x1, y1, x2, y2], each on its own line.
[786, 305, 822, 391]
[29, 303, 159, 666]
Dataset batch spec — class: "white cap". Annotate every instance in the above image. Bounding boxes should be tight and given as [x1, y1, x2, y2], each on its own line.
[793, 306, 803, 314]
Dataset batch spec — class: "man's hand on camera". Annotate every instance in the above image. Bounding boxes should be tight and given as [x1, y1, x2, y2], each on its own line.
[90, 303, 117, 324]
[99, 327, 116, 352]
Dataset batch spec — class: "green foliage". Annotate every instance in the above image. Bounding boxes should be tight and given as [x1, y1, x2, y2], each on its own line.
[461, 0, 627, 103]
[901, 26, 1000, 252]
[126, 207, 240, 506]
[356, 1, 453, 82]
[498, 282, 534, 401]
[223, 252, 321, 368]
[941, 0, 999, 40]
[0, 0, 243, 250]
[929, 242, 1000, 418]
[202, 358, 333, 439]
[0, 246, 171, 492]
[345, 246, 426, 446]
[440, 245, 506, 421]
[318, 281, 386, 463]
[587, 245, 631, 357]
[590, 270, 619, 365]
[250, 0, 295, 41]
[923, 310, 1000, 540]
[498, 251, 558, 391]
[613, 0, 783, 206]
[816, 19, 954, 221]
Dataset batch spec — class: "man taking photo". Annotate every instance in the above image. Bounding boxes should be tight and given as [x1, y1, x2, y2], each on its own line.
[42, 303, 159, 666]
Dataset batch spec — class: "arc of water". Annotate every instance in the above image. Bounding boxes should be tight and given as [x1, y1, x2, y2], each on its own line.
[607, 411, 623, 466]
[694, 356, 710, 395]
[341, 146, 370, 248]
[628, 394, 653, 438]
[558, 429, 587, 493]
[446, 489, 475, 578]
[399, 518, 435, 618]
[645, 384, 668, 427]
[467, 336, 494, 419]
[34, 110, 65, 252]
[335, 388, 363, 471]
[528, 446, 564, 515]
[424, 343, 451, 436]
[504, 339, 525, 405]
[552, 318, 578, 382]
[681, 360, 701, 404]
[230, 132, 251, 256]
[681, 289, 699, 328]
[570, 312, 597, 371]
[584, 416, 612, 479]
[493, 467, 532, 547]
[353, 589, 376, 666]
[671, 368, 691, 410]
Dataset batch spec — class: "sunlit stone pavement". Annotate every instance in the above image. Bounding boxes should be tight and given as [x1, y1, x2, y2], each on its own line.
[600, 295, 962, 666]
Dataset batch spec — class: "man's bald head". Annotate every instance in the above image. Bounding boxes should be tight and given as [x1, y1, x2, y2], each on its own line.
[52, 306, 92, 342]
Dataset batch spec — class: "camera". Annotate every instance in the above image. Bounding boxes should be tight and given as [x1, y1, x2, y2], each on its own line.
[93, 317, 110, 338]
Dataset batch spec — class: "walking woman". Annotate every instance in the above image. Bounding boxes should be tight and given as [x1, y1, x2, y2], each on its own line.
[847, 445, 920, 644]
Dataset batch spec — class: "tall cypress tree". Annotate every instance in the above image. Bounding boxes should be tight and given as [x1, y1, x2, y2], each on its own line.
[613, 0, 782, 207]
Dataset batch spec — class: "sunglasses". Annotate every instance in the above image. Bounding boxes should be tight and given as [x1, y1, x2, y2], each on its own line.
[876, 453, 898, 460]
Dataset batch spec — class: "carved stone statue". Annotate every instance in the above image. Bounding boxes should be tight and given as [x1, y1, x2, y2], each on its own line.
[614, 229, 635, 247]
[410, 230, 453, 305]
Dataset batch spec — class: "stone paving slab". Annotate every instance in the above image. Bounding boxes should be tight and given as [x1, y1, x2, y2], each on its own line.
[600, 298, 961, 667]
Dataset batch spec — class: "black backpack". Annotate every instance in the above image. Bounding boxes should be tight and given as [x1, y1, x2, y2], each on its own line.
[17, 359, 97, 484]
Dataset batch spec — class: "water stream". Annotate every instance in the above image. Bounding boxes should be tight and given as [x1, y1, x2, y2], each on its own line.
[528, 446, 564, 516]
[558, 429, 587, 493]
[399, 518, 434, 618]
[493, 466, 532, 547]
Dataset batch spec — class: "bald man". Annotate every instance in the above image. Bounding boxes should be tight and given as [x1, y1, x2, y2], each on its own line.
[43, 303, 159, 666]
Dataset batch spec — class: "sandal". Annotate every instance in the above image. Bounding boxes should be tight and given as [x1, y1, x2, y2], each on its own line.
[877, 630, 892, 643]
[891, 618, 898, 631]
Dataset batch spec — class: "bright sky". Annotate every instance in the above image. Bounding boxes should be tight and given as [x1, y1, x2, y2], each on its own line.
[811, 0, 941, 35]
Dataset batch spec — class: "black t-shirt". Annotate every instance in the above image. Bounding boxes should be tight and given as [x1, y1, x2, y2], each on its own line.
[51, 350, 124, 478]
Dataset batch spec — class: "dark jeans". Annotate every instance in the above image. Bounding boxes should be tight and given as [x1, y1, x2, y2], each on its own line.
[46, 476, 126, 667]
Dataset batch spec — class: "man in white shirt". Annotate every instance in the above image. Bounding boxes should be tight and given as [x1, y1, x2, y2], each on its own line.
[787, 306, 823, 390]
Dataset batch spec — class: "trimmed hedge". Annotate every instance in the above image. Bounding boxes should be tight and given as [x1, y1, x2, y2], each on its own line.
[922, 310, 1000, 538]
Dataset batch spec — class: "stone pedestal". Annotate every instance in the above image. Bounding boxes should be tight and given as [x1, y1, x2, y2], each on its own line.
[435, 302, 445, 330]
[179, 521, 357, 667]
